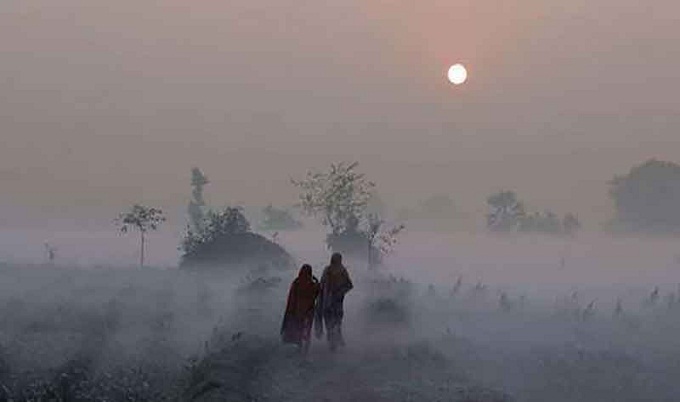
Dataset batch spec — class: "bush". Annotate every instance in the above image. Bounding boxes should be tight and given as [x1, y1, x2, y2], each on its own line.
[180, 207, 293, 270]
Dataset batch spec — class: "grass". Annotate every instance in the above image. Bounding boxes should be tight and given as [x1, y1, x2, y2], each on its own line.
[0, 263, 679, 401]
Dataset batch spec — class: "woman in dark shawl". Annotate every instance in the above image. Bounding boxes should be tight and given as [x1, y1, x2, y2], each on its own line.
[315, 253, 353, 351]
[281, 264, 319, 352]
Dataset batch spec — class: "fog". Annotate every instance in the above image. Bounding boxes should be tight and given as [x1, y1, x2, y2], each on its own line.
[4, 226, 679, 289]
[1, 229, 680, 400]
[2, 0, 680, 400]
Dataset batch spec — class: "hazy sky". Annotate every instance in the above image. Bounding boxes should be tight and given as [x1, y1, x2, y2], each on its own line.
[2, 0, 679, 224]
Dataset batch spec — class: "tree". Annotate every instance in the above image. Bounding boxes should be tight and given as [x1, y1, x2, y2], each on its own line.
[182, 207, 250, 255]
[609, 159, 680, 233]
[116, 204, 165, 267]
[292, 162, 375, 235]
[293, 162, 403, 264]
[488, 191, 580, 236]
[188, 167, 209, 232]
[366, 214, 405, 268]
[486, 191, 525, 232]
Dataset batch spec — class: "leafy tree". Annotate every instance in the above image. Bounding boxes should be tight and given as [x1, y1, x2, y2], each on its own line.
[204, 207, 250, 236]
[292, 162, 375, 235]
[181, 207, 250, 255]
[609, 159, 680, 233]
[486, 191, 525, 232]
[293, 162, 403, 264]
[259, 204, 302, 231]
[116, 204, 165, 267]
[188, 167, 209, 232]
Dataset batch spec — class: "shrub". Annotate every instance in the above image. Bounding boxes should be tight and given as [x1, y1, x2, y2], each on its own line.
[180, 207, 293, 270]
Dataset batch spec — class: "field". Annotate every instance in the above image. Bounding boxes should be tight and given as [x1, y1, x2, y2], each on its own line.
[0, 230, 679, 401]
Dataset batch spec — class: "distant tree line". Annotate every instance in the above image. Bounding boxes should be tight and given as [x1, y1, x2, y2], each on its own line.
[484, 158, 680, 236]
[113, 158, 680, 268]
[608, 159, 680, 234]
[486, 190, 580, 236]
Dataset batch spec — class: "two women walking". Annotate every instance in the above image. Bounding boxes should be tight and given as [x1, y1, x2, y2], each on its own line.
[280, 253, 353, 352]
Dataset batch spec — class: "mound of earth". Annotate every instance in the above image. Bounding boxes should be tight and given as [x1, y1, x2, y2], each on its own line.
[180, 232, 294, 271]
[184, 333, 513, 402]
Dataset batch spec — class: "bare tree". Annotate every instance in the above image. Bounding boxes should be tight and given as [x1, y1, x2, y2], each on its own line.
[116, 204, 165, 267]
[366, 214, 405, 269]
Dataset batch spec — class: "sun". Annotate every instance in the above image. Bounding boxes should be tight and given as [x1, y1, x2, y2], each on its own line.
[447, 64, 468, 85]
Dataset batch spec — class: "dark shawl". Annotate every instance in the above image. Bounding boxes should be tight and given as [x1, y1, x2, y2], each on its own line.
[314, 262, 353, 338]
[281, 265, 319, 344]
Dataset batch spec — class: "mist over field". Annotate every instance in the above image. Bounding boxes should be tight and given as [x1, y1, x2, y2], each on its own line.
[1, 225, 680, 401]
[4, 224, 680, 288]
